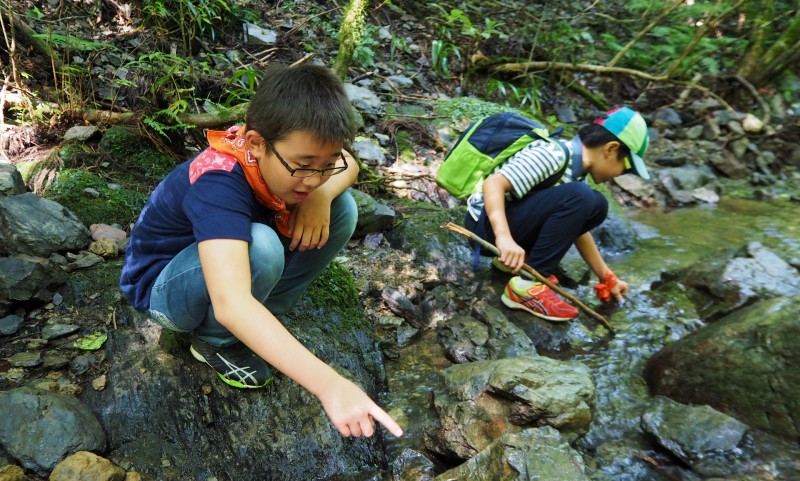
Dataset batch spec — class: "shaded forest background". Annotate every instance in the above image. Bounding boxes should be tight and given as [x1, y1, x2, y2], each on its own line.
[1, 0, 799, 182]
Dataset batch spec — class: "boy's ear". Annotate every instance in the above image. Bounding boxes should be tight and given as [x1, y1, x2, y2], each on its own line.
[245, 130, 266, 149]
[605, 140, 622, 159]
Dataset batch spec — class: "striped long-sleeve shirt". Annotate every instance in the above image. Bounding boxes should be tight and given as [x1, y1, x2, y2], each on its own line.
[467, 138, 581, 221]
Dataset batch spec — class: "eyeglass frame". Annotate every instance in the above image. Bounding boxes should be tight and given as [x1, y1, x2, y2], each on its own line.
[266, 141, 349, 178]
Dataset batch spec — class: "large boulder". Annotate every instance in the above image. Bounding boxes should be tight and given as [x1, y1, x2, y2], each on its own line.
[0, 254, 68, 314]
[0, 192, 90, 257]
[645, 295, 800, 440]
[428, 356, 595, 459]
[0, 387, 106, 476]
[79, 264, 390, 481]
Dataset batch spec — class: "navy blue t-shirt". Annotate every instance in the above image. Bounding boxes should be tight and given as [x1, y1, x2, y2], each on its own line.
[120, 150, 274, 311]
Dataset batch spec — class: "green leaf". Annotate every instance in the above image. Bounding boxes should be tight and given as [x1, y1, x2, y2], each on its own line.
[74, 332, 108, 350]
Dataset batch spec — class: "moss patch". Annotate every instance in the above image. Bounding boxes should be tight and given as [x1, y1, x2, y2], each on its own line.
[306, 260, 363, 323]
[98, 126, 177, 187]
[44, 169, 148, 227]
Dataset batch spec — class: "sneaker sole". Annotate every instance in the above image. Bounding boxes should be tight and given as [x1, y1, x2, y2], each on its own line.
[190, 345, 273, 389]
[501, 293, 575, 322]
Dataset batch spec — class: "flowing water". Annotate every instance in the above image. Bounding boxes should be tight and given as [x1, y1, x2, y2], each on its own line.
[385, 197, 800, 479]
[576, 197, 800, 479]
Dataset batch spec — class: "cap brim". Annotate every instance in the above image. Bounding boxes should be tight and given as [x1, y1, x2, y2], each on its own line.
[628, 152, 650, 180]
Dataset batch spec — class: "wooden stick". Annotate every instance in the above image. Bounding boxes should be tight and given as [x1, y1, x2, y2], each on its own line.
[443, 223, 614, 332]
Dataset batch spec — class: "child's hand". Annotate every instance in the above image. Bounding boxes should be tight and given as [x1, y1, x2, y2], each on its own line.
[495, 234, 526, 273]
[610, 279, 629, 302]
[318, 376, 403, 438]
[289, 195, 331, 251]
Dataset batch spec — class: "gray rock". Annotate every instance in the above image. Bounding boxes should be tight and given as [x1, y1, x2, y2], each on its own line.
[0, 163, 26, 197]
[684, 124, 704, 140]
[391, 449, 436, 481]
[556, 106, 577, 123]
[434, 427, 589, 481]
[344, 83, 383, 115]
[0, 387, 106, 475]
[613, 174, 656, 199]
[349, 188, 396, 235]
[380, 75, 414, 91]
[429, 356, 595, 459]
[352, 139, 387, 165]
[0, 255, 69, 312]
[0, 314, 23, 335]
[654, 108, 683, 127]
[63, 126, 99, 142]
[641, 396, 748, 476]
[690, 98, 722, 114]
[0, 193, 90, 257]
[41, 323, 81, 340]
[658, 165, 717, 191]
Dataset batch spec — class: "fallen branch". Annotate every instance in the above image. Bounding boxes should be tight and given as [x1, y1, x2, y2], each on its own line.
[491, 61, 668, 82]
[442, 222, 614, 333]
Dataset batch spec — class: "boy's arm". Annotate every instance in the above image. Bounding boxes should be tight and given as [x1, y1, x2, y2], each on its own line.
[483, 173, 526, 273]
[289, 150, 360, 251]
[198, 238, 402, 438]
[574, 232, 629, 301]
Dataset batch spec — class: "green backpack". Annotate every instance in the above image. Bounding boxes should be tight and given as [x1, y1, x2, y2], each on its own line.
[436, 112, 569, 199]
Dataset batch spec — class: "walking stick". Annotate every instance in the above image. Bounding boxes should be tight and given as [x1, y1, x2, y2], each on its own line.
[443, 222, 614, 333]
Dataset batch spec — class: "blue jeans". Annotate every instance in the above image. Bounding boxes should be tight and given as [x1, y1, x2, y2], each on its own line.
[147, 191, 357, 347]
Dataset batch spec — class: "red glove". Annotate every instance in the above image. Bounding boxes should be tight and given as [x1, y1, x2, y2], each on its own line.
[593, 270, 619, 303]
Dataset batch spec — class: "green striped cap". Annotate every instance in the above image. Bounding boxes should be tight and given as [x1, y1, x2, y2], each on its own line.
[594, 107, 650, 180]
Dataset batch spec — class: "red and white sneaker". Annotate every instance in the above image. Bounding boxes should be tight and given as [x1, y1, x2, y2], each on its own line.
[501, 275, 579, 322]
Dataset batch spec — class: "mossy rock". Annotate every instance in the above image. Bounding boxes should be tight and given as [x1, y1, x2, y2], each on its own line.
[43, 169, 147, 227]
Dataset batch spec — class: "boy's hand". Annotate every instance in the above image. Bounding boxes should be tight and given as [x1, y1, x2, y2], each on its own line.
[610, 279, 629, 302]
[318, 376, 403, 438]
[495, 234, 526, 273]
[289, 195, 331, 251]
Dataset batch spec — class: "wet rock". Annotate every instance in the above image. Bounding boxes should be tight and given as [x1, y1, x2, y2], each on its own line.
[438, 303, 535, 364]
[0, 387, 106, 475]
[641, 396, 748, 476]
[0, 315, 23, 336]
[654, 242, 800, 321]
[382, 287, 424, 328]
[50, 451, 126, 481]
[429, 356, 594, 459]
[0, 164, 25, 197]
[645, 295, 800, 441]
[711, 150, 750, 178]
[613, 174, 656, 199]
[0, 193, 90, 257]
[434, 427, 589, 481]
[81, 298, 387, 480]
[391, 448, 436, 481]
[63, 126, 100, 142]
[592, 205, 638, 254]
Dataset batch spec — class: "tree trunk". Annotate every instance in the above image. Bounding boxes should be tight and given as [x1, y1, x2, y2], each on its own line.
[736, 0, 775, 80]
[332, 0, 369, 79]
[741, 7, 800, 87]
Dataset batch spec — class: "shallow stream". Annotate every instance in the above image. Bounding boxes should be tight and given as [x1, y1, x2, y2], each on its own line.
[385, 197, 800, 479]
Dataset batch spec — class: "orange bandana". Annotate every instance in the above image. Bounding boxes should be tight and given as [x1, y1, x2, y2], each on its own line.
[205, 125, 292, 238]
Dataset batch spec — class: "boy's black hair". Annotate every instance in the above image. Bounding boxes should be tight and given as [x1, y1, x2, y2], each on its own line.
[246, 64, 357, 144]
[578, 124, 630, 161]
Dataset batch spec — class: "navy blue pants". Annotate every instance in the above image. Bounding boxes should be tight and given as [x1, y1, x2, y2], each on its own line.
[464, 182, 608, 276]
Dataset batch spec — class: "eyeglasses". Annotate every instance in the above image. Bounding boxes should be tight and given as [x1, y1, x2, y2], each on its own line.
[268, 142, 348, 178]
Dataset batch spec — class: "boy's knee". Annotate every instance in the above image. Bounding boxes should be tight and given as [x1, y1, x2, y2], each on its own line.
[331, 190, 358, 237]
[249, 223, 285, 279]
